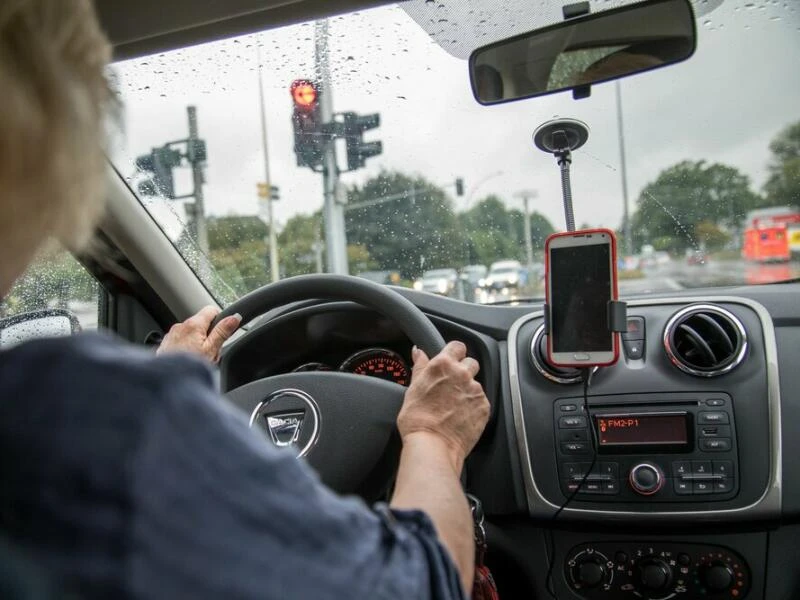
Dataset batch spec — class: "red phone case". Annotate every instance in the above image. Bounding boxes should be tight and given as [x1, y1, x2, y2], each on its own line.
[544, 228, 620, 367]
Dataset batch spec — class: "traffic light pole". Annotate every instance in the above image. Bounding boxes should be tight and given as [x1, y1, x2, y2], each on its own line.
[258, 52, 280, 282]
[187, 106, 209, 256]
[315, 20, 349, 275]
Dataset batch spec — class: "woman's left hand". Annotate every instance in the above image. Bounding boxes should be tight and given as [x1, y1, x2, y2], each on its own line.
[157, 306, 242, 363]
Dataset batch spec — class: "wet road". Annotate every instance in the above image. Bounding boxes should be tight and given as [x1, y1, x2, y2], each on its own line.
[619, 259, 800, 297]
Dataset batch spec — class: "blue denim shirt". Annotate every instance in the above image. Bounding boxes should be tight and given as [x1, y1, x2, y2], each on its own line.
[0, 333, 465, 600]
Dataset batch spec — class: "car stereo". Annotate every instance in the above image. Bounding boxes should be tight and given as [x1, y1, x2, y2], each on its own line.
[553, 393, 738, 502]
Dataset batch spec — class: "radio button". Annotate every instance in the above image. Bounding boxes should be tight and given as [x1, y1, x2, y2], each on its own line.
[600, 462, 619, 478]
[713, 460, 734, 477]
[698, 411, 730, 424]
[562, 462, 590, 478]
[694, 481, 713, 494]
[706, 398, 726, 407]
[559, 415, 587, 428]
[674, 479, 692, 494]
[714, 478, 734, 493]
[700, 438, 731, 452]
[560, 404, 578, 412]
[603, 480, 620, 495]
[559, 429, 589, 442]
[672, 461, 692, 478]
[562, 442, 590, 454]
[583, 481, 603, 494]
[692, 460, 712, 476]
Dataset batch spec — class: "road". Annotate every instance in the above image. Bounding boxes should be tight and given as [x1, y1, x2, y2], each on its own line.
[472, 258, 799, 305]
[620, 258, 800, 297]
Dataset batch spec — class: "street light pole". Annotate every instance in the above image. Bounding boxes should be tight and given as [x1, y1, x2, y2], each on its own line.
[257, 49, 280, 282]
[515, 189, 538, 268]
[616, 81, 632, 255]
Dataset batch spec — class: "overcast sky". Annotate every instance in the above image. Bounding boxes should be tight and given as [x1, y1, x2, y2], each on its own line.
[112, 0, 799, 243]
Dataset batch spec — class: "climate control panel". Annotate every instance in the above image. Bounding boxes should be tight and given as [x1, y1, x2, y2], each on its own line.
[564, 542, 749, 599]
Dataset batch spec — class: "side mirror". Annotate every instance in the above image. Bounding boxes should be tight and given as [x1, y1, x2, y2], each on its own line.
[0, 308, 81, 349]
[469, 0, 696, 104]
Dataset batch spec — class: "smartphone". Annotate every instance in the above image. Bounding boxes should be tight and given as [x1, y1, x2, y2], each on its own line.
[545, 229, 619, 367]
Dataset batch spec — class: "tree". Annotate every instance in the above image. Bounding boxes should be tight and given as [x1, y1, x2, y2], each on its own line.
[345, 171, 464, 279]
[206, 216, 270, 296]
[278, 212, 323, 277]
[631, 160, 763, 253]
[764, 120, 800, 206]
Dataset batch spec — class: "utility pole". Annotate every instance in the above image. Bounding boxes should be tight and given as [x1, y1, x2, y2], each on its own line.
[315, 20, 348, 274]
[257, 49, 280, 282]
[515, 189, 538, 269]
[186, 106, 209, 255]
[616, 81, 632, 255]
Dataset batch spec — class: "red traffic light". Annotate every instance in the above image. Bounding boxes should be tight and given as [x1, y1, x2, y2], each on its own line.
[291, 79, 319, 110]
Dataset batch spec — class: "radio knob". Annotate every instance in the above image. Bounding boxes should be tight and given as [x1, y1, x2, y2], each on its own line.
[637, 558, 673, 591]
[629, 463, 664, 495]
[701, 562, 735, 592]
[573, 558, 606, 588]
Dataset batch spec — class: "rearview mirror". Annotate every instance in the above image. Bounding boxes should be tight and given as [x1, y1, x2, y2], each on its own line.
[469, 0, 696, 104]
[0, 308, 81, 349]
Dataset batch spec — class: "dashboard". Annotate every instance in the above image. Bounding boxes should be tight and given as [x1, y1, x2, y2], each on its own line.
[220, 281, 800, 600]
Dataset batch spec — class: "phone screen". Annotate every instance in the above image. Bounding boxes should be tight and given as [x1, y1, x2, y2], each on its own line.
[550, 242, 612, 352]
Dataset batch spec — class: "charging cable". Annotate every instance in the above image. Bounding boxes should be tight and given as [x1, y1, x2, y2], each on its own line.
[545, 367, 598, 598]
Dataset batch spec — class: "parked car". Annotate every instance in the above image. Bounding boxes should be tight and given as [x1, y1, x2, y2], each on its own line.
[483, 260, 524, 291]
[355, 270, 400, 285]
[413, 268, 458, 296]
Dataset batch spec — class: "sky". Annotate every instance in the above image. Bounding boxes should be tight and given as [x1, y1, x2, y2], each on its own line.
[111, 0, 799, 244]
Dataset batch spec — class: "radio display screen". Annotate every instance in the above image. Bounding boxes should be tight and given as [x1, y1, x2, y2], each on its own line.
[596, 414, 688, 447]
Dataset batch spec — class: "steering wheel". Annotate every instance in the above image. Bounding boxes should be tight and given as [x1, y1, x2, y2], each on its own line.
[212, 274, 446, 497]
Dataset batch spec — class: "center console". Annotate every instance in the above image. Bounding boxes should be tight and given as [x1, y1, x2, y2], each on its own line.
[507, 297, 780, 522]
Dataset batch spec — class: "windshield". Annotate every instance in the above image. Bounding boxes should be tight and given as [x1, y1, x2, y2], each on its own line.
[112, 0, 800, 304]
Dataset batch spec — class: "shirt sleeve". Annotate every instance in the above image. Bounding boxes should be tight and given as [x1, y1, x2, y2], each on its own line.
[128, 370, 467, 600]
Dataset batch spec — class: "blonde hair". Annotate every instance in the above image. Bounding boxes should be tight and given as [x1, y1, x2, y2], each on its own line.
[0, 0, 112, 266]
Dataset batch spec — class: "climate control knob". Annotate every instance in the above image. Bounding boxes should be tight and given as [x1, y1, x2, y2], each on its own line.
[701, 562, 735, 592]
[636, 558, 672, 591]
[629, 463, 664, 495]
[574, 559, 606, 587]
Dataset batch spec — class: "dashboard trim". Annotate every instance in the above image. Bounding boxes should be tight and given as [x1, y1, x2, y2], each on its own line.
[507, 296, 782, 521]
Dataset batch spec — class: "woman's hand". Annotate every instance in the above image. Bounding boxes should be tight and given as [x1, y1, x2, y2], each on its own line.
[157, 306, 241, 363]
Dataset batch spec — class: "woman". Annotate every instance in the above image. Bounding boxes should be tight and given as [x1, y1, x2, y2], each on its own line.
[0, 1, 490, 598]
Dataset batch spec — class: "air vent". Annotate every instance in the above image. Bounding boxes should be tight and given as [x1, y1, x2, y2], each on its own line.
[530, 324, 594, 385]
[663, 305, 747, 377]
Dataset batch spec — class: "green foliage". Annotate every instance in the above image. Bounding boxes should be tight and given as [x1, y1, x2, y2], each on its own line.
[2, 251, 97, 318]
[764, 120, 800, 206]
[206, 216, 269, 296]
[278, 212, 324, 277]
[631, 160, 763, 253]
[694, 221, 730, 252]
[344, 171, 464, 279]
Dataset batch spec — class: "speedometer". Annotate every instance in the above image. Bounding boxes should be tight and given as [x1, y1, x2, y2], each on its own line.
[340, 348, 410, 386]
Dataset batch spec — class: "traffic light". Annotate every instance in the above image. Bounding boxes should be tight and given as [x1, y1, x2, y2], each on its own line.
[343, 112, 382, 171]
[455, 177, 464, 196]
[257, 182, 280, 201]
[135, 146, 182, 198]
[290, 79, 324, 169]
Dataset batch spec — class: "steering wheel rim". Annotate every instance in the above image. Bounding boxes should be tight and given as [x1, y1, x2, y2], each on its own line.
[217, 274, 447, 497]
[212, 274, 446, 357]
